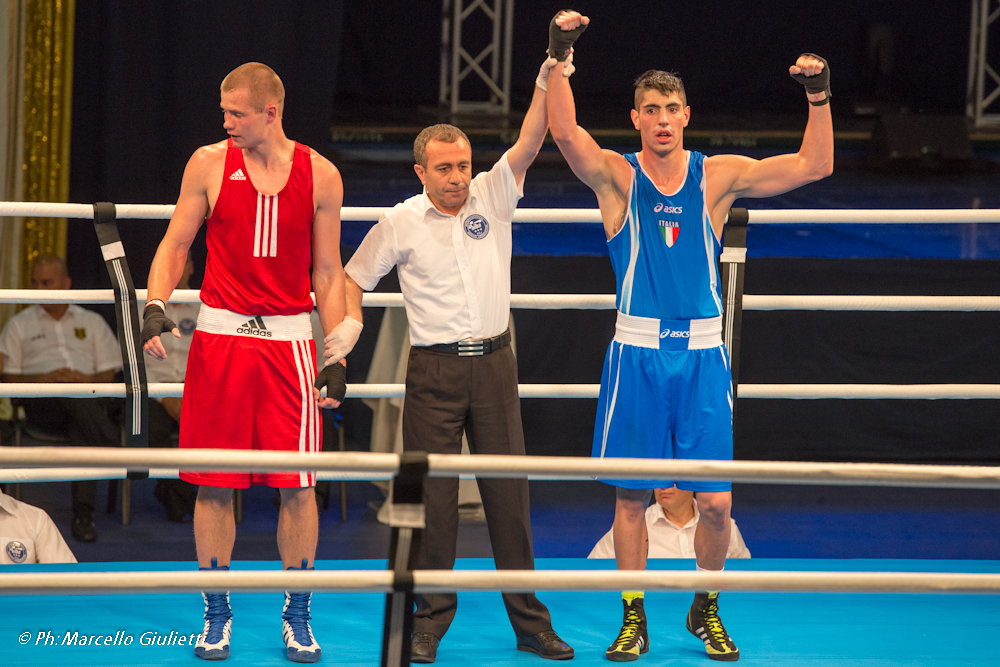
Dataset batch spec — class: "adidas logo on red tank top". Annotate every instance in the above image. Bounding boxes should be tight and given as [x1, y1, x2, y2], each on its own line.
[229, 168, 246, 181]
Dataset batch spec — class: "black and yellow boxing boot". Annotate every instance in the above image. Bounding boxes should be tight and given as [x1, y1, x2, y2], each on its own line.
[605, 594, 649, 661]
[686, 591, 739, 661]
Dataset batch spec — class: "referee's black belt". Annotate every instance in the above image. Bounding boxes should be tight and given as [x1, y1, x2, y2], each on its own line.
[421, 329, 511, 356]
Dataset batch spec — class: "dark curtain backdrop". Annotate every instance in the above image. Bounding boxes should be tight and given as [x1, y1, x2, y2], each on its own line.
[68, 0, 970, 287]
[69, 1, 345, 289]
[337, 1, 969, 114]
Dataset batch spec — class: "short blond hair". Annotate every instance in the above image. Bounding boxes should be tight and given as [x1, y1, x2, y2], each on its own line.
[413, 124, 470, 167]
[633, 70, 687, 109]
[221, 62, 285, 116]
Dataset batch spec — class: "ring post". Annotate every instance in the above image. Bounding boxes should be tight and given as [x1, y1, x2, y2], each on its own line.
[92, 203, 149, 476]
[381, 452, 427, 667]
[720, 208, 749, 416]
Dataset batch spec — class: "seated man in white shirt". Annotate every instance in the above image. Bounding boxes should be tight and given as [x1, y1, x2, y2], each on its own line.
[0, 485, 77, 563]
[144, 254, 199, 522]
[589, 486, 750, 560]
[0, 254, 123, 543]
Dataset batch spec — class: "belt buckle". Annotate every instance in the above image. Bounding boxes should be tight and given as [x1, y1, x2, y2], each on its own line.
[457, 340, 484, 357]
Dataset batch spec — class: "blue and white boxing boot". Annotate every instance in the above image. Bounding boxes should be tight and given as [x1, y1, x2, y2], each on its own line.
[282, 559, 321, 663]
[195, 557, 233, 661]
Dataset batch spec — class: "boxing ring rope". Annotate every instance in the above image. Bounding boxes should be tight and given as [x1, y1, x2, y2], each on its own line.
[4, 289, 1000, 312]
[4, 448, 1000, 596]
[5, 201, 1000, 224]
[3, 381, 1000, 400]
[4, 569, 1000, 596]
[2, 447, 1000, 489]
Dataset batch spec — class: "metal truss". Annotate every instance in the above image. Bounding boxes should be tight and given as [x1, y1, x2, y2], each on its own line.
[438, 0, 514, 115]
[968, 0, 1000, 126]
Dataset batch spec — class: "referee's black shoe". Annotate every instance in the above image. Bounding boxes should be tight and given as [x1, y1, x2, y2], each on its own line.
[516, 630, 575, 660]
[410, 632, 439, 663]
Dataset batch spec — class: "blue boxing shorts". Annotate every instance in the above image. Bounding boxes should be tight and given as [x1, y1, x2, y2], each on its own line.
[591, 318, 734, 491]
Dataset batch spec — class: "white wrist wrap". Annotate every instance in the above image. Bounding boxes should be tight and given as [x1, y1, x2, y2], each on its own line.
[323, 316, 363, 366]
[536, 51, 575, 91]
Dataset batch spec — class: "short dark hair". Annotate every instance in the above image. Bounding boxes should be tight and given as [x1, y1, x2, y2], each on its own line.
[633, 70, 687, 109]
[413, 124, 471, 167]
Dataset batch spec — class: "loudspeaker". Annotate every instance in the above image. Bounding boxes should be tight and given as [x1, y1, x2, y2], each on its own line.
[869, 113, 973, 169]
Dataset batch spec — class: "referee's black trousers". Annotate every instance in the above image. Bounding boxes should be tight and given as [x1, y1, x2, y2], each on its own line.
[403, 344, 553, 640]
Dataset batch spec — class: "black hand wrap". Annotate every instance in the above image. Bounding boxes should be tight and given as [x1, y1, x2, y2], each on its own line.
[790, 53, 831, 105]
[314, 362, 347, 405]
[548, 11, 587, 61]
[140, 304, 177, 348]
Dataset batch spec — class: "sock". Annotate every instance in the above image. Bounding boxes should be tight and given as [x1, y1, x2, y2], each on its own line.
[286, 558, 313, 571]
[200, 556, 230, 571]
[696, 564, 722, 596]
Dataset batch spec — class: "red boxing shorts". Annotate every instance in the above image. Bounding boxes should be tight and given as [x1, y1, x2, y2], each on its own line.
[179, 306, 321, 488]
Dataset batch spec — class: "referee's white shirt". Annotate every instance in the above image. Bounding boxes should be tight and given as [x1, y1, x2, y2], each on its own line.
[345, 152, 523, 347]
[0, 304, 122, 376]
[588, 500, 751, 560]
[0, 489, 77, 564]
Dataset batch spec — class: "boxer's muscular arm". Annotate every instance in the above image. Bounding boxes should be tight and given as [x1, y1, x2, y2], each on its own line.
[546, 11, 632, 239]
[705, 55, 833, 237]
[311, 152, 347, 409]
[143, 143, 224, 359]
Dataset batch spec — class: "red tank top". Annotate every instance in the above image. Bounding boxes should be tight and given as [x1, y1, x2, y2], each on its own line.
[200, 139, 315, 316]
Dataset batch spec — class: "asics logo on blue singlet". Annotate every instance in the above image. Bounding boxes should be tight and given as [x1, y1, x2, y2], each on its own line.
[659, 329, 690, 338]
[653, 203, 683, 214]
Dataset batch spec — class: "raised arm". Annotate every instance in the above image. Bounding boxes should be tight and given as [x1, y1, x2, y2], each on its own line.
[705, 54, 834, 229]
[505, 72, 549, 184]
[141, 144, 221, 360]
[546, 11, 632, 236]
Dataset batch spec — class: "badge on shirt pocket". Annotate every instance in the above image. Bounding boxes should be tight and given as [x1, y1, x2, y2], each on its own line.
[463, 214, 489, 240]
[75, 328, 87, 339]
[5, 540, 28, 563]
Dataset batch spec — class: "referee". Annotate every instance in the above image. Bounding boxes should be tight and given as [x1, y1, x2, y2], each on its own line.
[326, 55, 577, 664]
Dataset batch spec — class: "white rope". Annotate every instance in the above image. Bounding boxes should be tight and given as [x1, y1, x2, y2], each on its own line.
[4, 290, 1000, 312]
[4, 383, 1000, 400]
[0, 467, 393, 483]
[412, 570, 1000, 595]
[0, 468, 132, 483]
[2, 568, 999, 596]
[3, 447, 1000, 488]
[5, 201, 1000, 224]
[0, 571, 394, 596]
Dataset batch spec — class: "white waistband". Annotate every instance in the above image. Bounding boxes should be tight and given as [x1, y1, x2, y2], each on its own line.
[614, 312, 723, 350]
[196, 305, 314, 341]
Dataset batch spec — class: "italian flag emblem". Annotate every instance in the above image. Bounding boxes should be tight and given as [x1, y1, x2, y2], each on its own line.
[659, 220, 680, 247]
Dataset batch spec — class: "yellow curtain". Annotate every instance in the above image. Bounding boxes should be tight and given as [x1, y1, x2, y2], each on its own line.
[18, 0, 74, 288]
